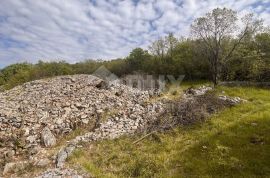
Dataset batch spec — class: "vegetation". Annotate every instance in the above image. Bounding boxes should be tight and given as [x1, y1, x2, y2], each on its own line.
[191, 8, 262, 85]
[67, 84, 270, 178]
[0, 8, 269, 89]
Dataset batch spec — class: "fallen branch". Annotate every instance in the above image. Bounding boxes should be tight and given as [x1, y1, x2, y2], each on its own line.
[132, 131, 156, 145]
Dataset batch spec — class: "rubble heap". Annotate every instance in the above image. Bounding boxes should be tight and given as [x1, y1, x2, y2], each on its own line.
[0, 75, 163, 175]
[0, 76, 244, 177]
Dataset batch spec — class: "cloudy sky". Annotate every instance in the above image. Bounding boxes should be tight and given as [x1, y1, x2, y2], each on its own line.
[0, 0, 269, 67]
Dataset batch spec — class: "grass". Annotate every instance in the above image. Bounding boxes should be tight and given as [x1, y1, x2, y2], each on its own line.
[67, 84, 270, 178]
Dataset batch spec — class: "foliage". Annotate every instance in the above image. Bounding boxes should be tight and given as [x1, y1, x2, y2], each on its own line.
[0, 61, 74, 89]
[126, 48, 151, 72]
[0, 63, 33, 88]
[191, 7, 263, 85]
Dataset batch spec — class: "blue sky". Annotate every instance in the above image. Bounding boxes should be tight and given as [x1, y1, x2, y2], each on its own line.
[0, 0, 270, 68]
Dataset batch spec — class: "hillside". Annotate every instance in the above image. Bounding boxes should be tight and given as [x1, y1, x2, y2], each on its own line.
[1, 74, 268, 177]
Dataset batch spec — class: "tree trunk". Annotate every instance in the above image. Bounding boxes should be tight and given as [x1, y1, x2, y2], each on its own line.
[213, 72, 218, 86]
[211, 56, 219, 87]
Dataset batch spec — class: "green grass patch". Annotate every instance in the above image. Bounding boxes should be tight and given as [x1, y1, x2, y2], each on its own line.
[68, 85, 270, 178]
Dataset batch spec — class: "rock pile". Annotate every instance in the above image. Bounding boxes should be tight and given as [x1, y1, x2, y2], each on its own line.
[218, 95, 246, 105]
[0, 77, 244, 177]
[0, 75, 163, 175]
[185, 86, 213, 96]
[54, 99, 164, 168]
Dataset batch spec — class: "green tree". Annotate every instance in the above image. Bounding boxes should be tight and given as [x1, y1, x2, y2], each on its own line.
[0, 63, 32, 86]
[191, 8, 262, 85]
[255, 32, 270, 81]
[127, 48, 151, 72]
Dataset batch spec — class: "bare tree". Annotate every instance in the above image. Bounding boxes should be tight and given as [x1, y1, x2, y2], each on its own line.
[165, 33, 178, 57]
[149, 37, 166, 59]
[191, 8, 262, 85]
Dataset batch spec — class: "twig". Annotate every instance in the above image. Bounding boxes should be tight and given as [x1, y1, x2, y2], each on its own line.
[132, 131, 156, 145]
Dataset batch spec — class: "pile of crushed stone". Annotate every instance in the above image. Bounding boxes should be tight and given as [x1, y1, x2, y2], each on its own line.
[0, 77, 244, 177]
[0, 75, 164, 175]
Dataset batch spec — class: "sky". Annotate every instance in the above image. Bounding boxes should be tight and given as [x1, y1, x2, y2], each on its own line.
[0, 0, 270, 68]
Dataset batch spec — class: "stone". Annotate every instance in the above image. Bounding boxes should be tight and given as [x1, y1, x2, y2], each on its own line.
[95, 80, 108, 89]
[55, 118, 63, 125]
[3, 161, 29, 175]
[75, 102, 82, 108]
[96, 109, 103, 114]
[4, 150, 15, 160]
[117, 124, 124, 129]
[41, 127, 56, 147]
[218, 95, 244, 105]
[56, 144, 76, 168]
[81, 119, 89, 124]
[35, 158, 50, 167]
[23, 127, 30, 136]
[28, 145, 41, 155]
[26, 135, 37, 144]
[185, 86, 213, 96]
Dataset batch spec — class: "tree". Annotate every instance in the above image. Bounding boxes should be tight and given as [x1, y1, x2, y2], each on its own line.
[126, 48, 151, 71]
[0, 63, 32, 84]
[255, 32, 270, 81]
[165, 33, 178, 57]
[255, 32, 270, 57]
[149, 38, 166, 59]
[191, 7, 262, 85]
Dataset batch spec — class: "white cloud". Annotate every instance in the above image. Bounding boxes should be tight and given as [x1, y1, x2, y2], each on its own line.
[0, 0, 269, 67]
